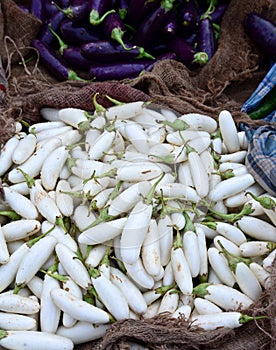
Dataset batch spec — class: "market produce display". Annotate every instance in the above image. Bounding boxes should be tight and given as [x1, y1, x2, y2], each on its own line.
[20, 0, 230, 80]
[0, 99, 274, 348]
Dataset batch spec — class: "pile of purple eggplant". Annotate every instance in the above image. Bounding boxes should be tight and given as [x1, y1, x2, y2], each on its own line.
[20, 0, 230, 81]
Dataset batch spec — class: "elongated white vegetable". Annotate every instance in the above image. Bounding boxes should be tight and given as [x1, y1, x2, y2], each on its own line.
[193, 283, 253, 311]
[0, 135, 20, 176]
[194, 297, 222, 315]
[58, 108, 89, 129]
[158, 215, 174, 267]
[124, 258, 154, 290]
[56, 321, 110, 345]
[12, 133, 37, 165]
[214, 235, 241, 256]
[158, 289, 179, 314]
[50, 288, 111, 324]
[234, 262, 262, 301]
[0, 243, 29, 293]
[88, 130, 115, 160]
[249, 262, 271, 289]
[207, 247, 236, 287]
[40, 274, 61, 333]
[40, 146, 69, 190]
[78, 217, 127, 245]
[0, 225, 9, 264]
[2, 220, 41, 242]
[55, 243, 91, 290]
[0, 293, 40, 314]
[0, 312, 37, 331]
[15, 236, 57, 288]
[218, 110, 240, 153]
[171, 244, 193, 295]
[0, 330, 74, 350]
[179, 113, 217, 133]
[105, 101, 145, 120]
[209, 173, 255, 202]
[120, 200, 152, 265]
[92, 272, 130, 320]
[191, 312, 255, 330]
[183, 230, 200, 278]
[3, 187, 38, 220]
[8, 137, 62, 183]
[108, 181, 151, 216]
[117, 161, 164, 182]
[110, 267, 147, 315]
[236, 215, 276, 241]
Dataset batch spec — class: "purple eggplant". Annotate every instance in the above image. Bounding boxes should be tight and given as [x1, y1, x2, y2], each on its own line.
[127, 0, 160, 28]
[146, 52, 176, 71]
[63, 47, 94, 70]
[52, 1, 89, 21]
[89, 0, 115, 25]
[178, 0, 199, 29]
[163, 10, 178, 37]
[168, 36, 207, 68]
[60, 20, 104, 46]
[89, 60, 153, 81]
[101, 11, 131, 50]
[210, 3, 228, 23]
[244, 12, 276, 59]
[32, 39, 83, 81]
[197, 17, 216, 62]
[117, 0, 129, 20]
[134, 0, 175, 48]
[30, 0, 45, 20]
[81, 40, 155, 61]
[38, 11, 66, 46]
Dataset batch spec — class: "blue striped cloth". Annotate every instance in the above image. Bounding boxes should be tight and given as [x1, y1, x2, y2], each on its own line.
[241, 63, 276, 122]
[240, 63, 276, 196]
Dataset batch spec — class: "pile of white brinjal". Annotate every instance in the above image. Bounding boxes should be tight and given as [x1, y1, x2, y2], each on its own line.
[0, 96, 275, 350]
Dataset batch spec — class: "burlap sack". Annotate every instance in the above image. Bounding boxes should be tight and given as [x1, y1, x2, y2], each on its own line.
[0, 0, 275, 349]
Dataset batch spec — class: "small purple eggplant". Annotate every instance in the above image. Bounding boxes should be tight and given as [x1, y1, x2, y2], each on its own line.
[60, 20, 103, 47]
[81, 40, 155, 61]
[178, 0, 199, 29]
[38, 11, 66, 46]
[89, 0, 115, 25]
[63, 47, 94, 70]
[117, 0, 129, 20]
[146, 52, 176, 71]
[101, 11, 132, 50]
[244, 12, 276, 59]
[89, 60, 153, 81]
[127, 0, 160, 28]
[163, 10, 178, 37]
[210, 3, 228, 23]
[32, 39, 83, 81]
[168, 36, 207, 68]
[197, 17, 216, 62]
[134, 0, 175, 48]
[52, 1, 89, 21]
[31, 0, 45, 20]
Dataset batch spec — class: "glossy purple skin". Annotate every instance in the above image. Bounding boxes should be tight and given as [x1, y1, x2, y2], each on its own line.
[244, 12, 276, 59]
[178, 0, 198, 29]
[127, 0, 160, 27]
[63, 2, 89, 21]
[31, 0, 45, 20]
[146, 52, 176, 71]
[197, 17, 216, 61]
[38, 11, 66, 46]
[60, 20, 103, 46]
[168, 36, 198, 68]
[134, 6, 173, 47]
[81, 40, 144, 61]
[89, 60, 152, 81]
[163, 11, 178, 37]
[63, 47, 93, 70]
[89, 0, 112, 17]
[32, 39, 72, 80]
[210, 3, 228, 23]
[102, 11, 126, 38]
